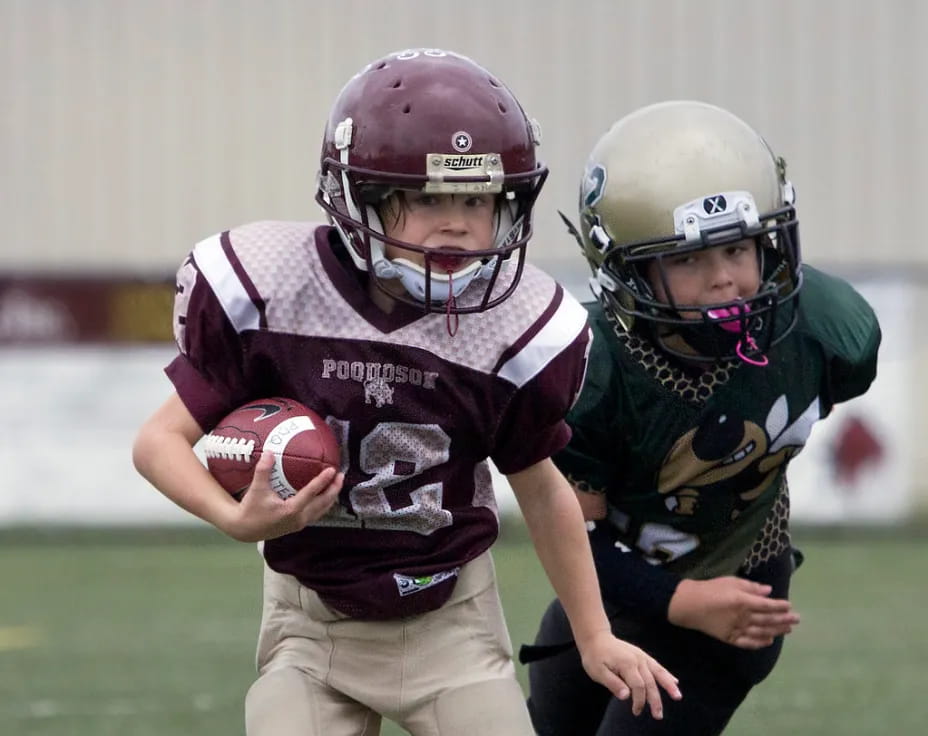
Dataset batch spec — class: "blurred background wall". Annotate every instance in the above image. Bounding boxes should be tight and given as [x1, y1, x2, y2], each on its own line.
[1, 0, 925, 525]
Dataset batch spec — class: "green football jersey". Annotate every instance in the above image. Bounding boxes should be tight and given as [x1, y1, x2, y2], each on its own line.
[556, 265, 881, 579]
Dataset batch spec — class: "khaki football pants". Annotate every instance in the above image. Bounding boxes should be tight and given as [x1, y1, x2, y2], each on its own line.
[245, 551, 534, 736]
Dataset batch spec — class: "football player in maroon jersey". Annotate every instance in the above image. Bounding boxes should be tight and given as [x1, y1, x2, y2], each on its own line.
[523, 100, 881, 735]
[133, 49, 680, 736]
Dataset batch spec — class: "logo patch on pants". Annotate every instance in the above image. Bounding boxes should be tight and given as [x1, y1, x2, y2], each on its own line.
[394, 568, 460, 597]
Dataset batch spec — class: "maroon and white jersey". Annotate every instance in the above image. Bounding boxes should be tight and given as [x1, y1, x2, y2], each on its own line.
[167, 221, 591, 619]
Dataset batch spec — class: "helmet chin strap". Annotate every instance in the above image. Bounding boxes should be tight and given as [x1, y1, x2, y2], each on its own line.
[706, 303, 769, 366]
[735, 334, 769, 366]
[654, 304, 770, 367]
[372, 254, 501, 337]
[372, 253, 498, 304]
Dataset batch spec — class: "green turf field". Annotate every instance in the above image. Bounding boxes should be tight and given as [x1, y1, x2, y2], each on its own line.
[1, 527, 926, 735]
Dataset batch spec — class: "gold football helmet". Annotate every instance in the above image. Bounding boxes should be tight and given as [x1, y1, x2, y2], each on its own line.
[574, 100, 801, 363]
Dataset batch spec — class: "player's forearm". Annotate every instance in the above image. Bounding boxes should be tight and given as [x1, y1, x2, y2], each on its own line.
[132, 425, 238, 532]
[587, 523, 683, 620]
[509, 463, 612, 646]
[535, 506, 613, 648]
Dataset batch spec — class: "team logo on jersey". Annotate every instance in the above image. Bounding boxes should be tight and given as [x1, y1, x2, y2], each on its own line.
[394, 567, 460, 597]
[657, 394, 820, 519]
[321, 359, 439, 393]
[364, 377, 394, 407]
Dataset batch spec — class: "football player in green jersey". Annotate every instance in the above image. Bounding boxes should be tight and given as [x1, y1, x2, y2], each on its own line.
[522, 100, 881, 735]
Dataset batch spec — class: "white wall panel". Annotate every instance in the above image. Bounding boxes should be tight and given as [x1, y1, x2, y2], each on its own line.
[2, 0, 925, 274]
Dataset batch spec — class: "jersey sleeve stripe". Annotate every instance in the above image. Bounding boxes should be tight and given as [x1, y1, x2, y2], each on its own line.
[493, 284, 563, 374]
[495, 288, 588, 388]
[192, 231, 265, 333]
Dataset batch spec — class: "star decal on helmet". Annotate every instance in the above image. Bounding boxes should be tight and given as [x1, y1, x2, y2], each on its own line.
[452, 131, 472, 152]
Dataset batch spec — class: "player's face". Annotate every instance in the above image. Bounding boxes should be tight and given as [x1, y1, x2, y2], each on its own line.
[647, 239, 761, 315]
[381, 192, 496, 272]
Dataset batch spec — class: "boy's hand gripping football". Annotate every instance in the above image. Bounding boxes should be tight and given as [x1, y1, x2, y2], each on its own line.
[231, 453, 342, 542]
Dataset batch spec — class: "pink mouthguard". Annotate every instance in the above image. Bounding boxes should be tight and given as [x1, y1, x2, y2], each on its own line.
[707, 304, 751, 333]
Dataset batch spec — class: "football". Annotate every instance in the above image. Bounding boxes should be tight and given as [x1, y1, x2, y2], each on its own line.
[203, 397, 340, 500]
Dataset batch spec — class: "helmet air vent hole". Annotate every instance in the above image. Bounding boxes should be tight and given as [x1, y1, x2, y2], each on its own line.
[391, 78, 402, 88]
[498, 101, 507, 113]
[402, 103, 411, 114]
[488, 77, 501, 87]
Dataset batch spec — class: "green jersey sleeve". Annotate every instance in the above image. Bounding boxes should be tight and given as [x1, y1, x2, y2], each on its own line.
[795, 265, 881, 407]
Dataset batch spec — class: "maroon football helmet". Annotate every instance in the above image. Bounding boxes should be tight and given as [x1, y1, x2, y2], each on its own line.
[316, 48, 547, 314]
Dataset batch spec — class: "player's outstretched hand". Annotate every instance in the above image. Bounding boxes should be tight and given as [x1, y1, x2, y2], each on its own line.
[230, 453, 342, 542]
[578, 631, 682, 719]
[667, 577, 800, 649]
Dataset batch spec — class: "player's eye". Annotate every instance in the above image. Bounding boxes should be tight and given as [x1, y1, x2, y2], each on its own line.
[668, 253, 697, 267]
[464, 195, 493, 208]
[409, 193, 439, 207]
